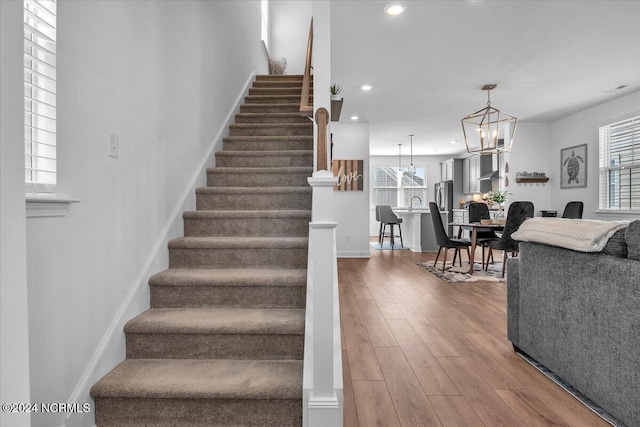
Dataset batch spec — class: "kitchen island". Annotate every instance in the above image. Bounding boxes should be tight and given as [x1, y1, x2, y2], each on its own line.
[391, 208, 448, 252]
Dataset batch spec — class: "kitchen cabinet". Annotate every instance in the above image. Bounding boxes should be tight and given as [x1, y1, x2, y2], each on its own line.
[462, 158, 470, 194]
[440, 159, 454, 182]
[464, 154, 492, 194]
[452, 209, 468, 238]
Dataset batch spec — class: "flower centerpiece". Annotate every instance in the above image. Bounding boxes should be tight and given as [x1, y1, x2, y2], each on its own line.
[488, 190, 509, 212]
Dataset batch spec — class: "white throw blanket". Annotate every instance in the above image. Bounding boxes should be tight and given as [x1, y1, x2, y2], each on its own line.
[511, 217, 630, 252]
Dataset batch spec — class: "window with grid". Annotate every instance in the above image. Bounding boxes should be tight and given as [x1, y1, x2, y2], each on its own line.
[599, 114, 640, 210]
[373, 166, 427, 207]
[24, 0, 56, 193]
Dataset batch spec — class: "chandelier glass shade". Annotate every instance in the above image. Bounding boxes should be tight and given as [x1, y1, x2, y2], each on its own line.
[461, 84, 517, 154]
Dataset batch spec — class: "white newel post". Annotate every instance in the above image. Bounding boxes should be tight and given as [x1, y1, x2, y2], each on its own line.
[305, 170, 343, 427]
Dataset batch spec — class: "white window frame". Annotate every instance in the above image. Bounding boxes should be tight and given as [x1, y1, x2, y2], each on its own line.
[598, 113, 640, 211]
[24, 0, 57, 194]
[373, 166, 427, 208]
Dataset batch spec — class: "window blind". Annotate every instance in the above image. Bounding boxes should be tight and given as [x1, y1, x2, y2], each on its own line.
[24, 0, 56, 192]
[373, 166, 427, 207]
[599, 115, 640, 210]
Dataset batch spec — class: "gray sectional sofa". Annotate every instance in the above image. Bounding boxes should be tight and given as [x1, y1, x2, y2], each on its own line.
[507, 221, 640, 426]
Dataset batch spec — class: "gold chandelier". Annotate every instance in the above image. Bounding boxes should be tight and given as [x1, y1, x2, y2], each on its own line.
[461, 84, 517, 154]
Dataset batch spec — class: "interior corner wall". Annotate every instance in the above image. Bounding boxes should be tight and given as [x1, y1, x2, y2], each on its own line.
[1, 1, 32, 426]
[502, 122, 553, 215]
[17, 2, 266, 427]
[368, 154, 449, 236]
[269, 0, 313, 75]
[548, 90, 640, 220]
[332, 123, 370, 257]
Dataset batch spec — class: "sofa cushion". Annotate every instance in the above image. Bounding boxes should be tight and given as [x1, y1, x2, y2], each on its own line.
[602, 228, 628, 258]
[625, 220, 640, 260]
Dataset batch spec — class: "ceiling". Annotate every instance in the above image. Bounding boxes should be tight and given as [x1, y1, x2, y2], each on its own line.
[330, 0, 640, 156]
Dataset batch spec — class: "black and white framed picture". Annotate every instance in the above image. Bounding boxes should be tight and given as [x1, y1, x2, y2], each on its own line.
[560, 143, 587, 189]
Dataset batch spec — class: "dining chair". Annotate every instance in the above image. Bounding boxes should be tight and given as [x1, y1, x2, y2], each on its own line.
[429, 202, 471, 272]
[468, 202, 499, 269]
[562, 201, 584, 219]
[375, 206, 384, 244]
[486, 201, 534, 277]
[378, 205, 403, 248]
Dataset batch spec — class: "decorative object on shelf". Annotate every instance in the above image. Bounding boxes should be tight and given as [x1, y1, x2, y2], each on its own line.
[560, 143, 587, 189]
[407, 134, 416, 175]
[461, 84, 517, 155]
[505, 176, 509, 187]
[505, 162, 509, 173]
[332, 160, 364, 191]
[516, 171, 550, 185]
[330, 98, 343, 122]
[330, 83, 342, 100]
[268, 57, 287, 74]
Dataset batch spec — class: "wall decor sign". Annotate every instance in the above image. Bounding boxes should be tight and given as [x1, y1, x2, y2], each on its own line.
[560, 144, 587, 189]
[332, 159, 364, 191]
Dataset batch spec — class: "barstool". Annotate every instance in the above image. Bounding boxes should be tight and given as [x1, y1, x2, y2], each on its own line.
[378, 205, 403, 248]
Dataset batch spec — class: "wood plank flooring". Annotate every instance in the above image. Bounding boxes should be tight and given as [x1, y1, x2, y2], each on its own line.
[339, 247, 609, 427]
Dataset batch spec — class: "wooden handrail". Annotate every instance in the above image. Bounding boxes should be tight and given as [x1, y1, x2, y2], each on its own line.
[299, 18, 313, 117]
[315, 108, 329, 171]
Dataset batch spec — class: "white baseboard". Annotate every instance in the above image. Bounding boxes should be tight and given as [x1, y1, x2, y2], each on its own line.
[63, 71, 255, 427]
[337, 250, 371, 258]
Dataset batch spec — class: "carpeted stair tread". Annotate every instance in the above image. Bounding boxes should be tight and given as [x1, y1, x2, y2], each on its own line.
[183, 210, 311, 219]
[125, 308, 304, 335]
[168, 236, 308, 249]
[206, 166, 313, 175]
[223, 135, 312, 142]
[234, 113, 312, 124]
[214, 151, 312, 168]
[91, 359, 302, 400]
[149, 268, 307, 288]
[256, 74, 305, 81]
[196, 186, 311, 194]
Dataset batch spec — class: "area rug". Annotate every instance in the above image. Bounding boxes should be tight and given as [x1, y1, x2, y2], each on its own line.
[416, 261, 506, 283]
[370, 242, 409, 250]
[516, 350, 624, 426]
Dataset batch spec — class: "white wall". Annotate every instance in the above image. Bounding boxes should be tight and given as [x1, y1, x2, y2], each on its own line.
[5, 2, 267, 426]
[548, 90, 640, 220]
[270, 0, 313, 74]
[502, 122, 554, 215]
[369, 154, 448, 235]
[1, 2, 32, 426]
[332, 123, 370, 257]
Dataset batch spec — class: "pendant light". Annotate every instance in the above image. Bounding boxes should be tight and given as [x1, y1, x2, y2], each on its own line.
[408, 134, 415, 174]
[397, 144, 402, 173]
[461, 84, 517, 154]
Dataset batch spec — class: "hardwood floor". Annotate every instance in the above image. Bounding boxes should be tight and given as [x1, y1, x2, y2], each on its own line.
[339, 247, 609, 427]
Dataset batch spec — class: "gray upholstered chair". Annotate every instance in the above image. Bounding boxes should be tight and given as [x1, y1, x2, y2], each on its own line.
[375, 206, 384, 244]
[468, 202, 499, 269]
[429, 202, 471, 271]
[562, 201, 584, 219]
[486, 201, 534, 277]
[378, 205, 403, 248]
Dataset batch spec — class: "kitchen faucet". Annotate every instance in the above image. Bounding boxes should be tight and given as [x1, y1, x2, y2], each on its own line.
[409, 196, 422, 211]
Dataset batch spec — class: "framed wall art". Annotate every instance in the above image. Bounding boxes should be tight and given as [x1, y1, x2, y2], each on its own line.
[560, 144, 587, 189]
[332, 159, 364, 191]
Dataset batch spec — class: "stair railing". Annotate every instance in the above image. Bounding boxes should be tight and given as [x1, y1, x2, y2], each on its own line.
[299, 18, 313, 118]
[302, 8, 343, 426]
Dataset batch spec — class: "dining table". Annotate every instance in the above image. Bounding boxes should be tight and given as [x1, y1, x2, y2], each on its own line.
[449, 222, 505, 274]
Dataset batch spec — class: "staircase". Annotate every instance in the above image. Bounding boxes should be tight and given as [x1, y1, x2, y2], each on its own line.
[91, 75, 313, 426]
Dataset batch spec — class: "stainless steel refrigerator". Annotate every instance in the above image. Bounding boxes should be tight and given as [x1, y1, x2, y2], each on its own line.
[435, 181, 454, 236]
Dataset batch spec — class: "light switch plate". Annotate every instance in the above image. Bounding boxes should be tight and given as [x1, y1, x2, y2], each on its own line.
[108, 132, 119, 158]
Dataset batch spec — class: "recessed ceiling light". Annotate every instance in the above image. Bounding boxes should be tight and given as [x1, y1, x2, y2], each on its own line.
[350, 116, 359, 121]
[361, 84, 373, 91]
[450, 139, 458, 144]
[385, 4, 404, 16]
